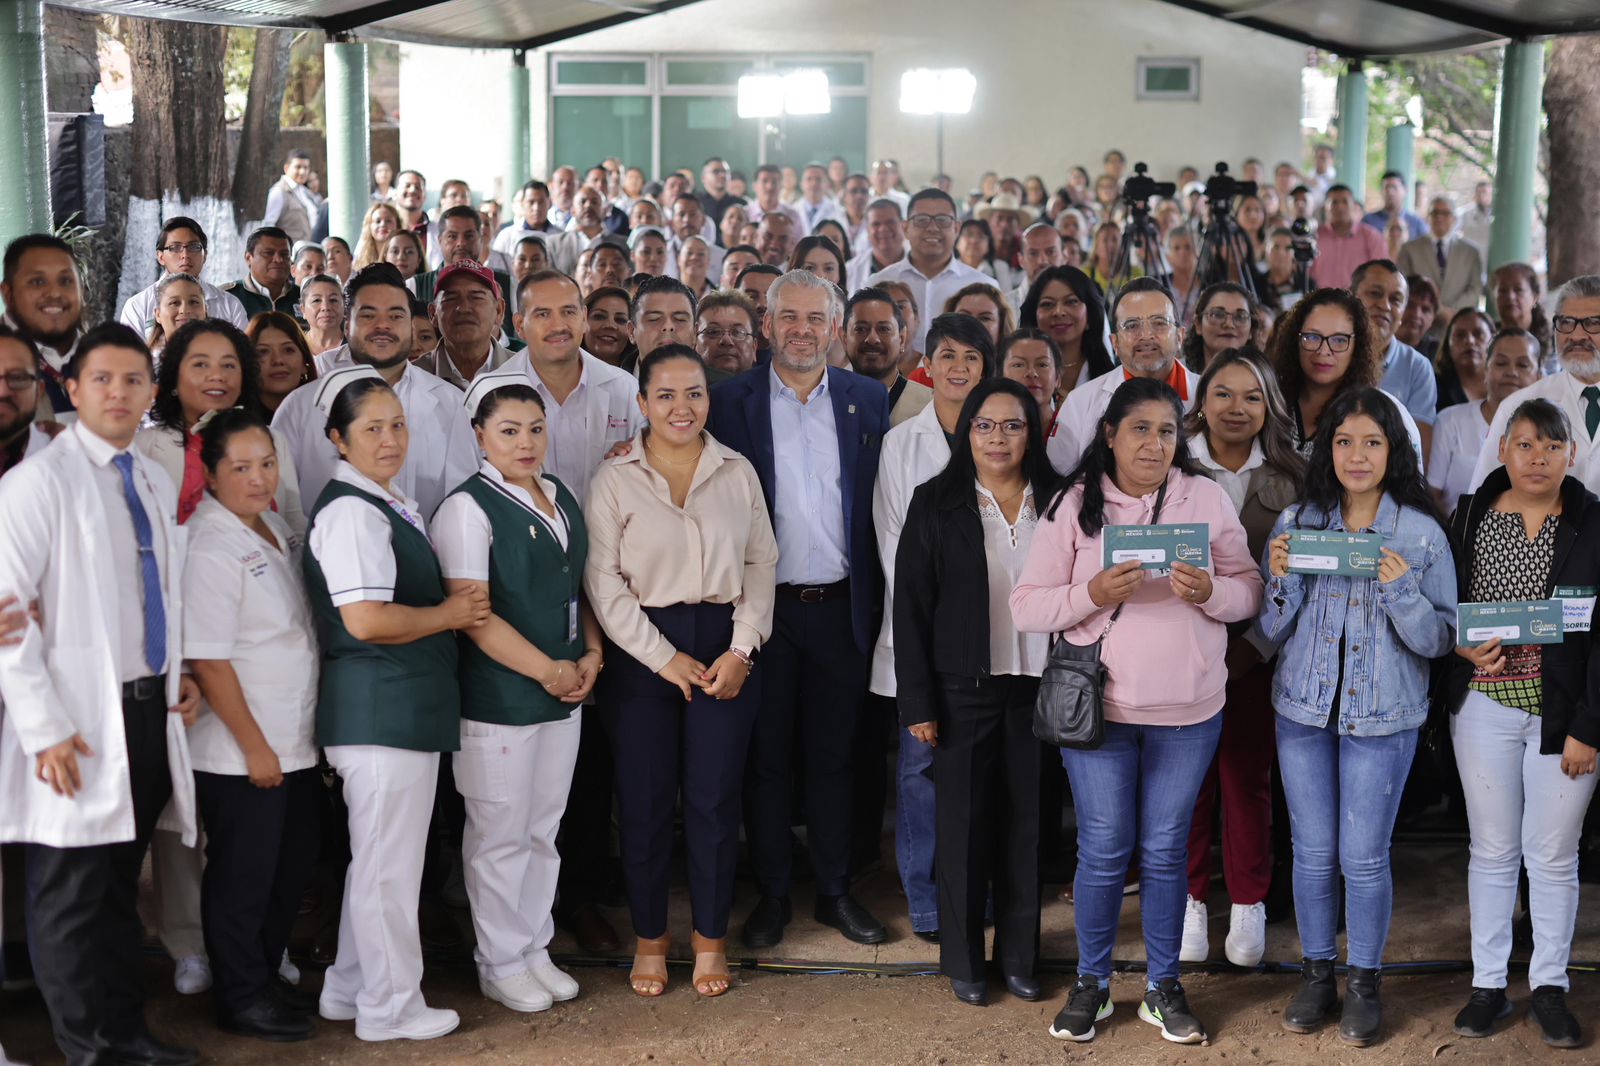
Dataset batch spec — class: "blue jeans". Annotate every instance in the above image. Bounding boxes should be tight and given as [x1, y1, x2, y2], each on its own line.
[1276, 714, 1419, 969]
[1060, 713, 1222, 981]
[895, 728, 938, 932]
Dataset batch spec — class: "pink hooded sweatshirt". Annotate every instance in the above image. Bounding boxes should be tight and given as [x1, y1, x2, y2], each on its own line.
[1010, 469, 1263, 727]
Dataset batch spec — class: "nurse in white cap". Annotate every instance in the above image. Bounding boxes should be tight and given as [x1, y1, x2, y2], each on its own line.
[433, 368, 601, 1014]
[301, 364, 490, 1042]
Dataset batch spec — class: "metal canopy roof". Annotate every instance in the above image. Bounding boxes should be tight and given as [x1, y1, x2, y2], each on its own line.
[43, 0, 1600, 53]
[43, 0, 711, 50]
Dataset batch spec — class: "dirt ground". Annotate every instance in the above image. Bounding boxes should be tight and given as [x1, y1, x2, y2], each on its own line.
[5, 843, 1600, 1064]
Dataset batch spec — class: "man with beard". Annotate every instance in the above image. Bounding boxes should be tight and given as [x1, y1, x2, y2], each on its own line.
[1352, 259, 1437, 438]
[225, 227, 300, 320]
[695, 289, 759, 380]
[1, 235, 85, 422]
[118, 217, 249, 334]
[0, 324, 56, 474]
[866, 189, 997, 352]
[1046, 276, 1197, 474]
[709, 269, 891, 950]
[501, 268, 639, 956]
[845, 287, 929, 428]
[273, 263, 476, 515]
[411, 207, 517, 338]
[393, 169, 431, 248]
[1471, 275, 1600, 492]
[412, 261, 516, 391]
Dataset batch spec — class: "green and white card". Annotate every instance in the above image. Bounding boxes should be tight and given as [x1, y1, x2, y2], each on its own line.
[1457, 599, 1564, 647]
[1286, 530, 1384, 577]
[1101, 523, 1211, 572]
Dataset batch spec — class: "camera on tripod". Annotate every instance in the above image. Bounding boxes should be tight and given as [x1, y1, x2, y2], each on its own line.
[1203, 162, 1256, 218]
[1290, 218, 1316, 264]
[1120, 163, 1176, 214]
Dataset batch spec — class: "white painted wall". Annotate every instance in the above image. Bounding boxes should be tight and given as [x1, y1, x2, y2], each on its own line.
[397, 0, 1305, 197]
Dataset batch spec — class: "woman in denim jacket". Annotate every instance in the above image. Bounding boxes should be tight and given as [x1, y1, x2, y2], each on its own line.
[1258, 388, 1456, 1048]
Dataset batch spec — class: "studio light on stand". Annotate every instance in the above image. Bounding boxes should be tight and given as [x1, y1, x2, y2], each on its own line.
[739, 70, 831, 163]
[899, 68, 976, 177]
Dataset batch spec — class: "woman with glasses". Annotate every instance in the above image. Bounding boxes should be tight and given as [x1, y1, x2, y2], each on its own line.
[895, 379, 1059, 1006]
[1182, 283, 1256, 371]
[1268, 288, 1424, 460]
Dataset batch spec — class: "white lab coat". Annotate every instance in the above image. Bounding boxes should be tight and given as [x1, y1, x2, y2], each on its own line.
[1045, 364, 1199, 476]
[0, 426, 195, 848]
[869, 401, 953, 697]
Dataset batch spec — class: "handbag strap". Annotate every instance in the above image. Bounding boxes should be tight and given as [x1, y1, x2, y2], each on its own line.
[1097, 476, 1170, 640]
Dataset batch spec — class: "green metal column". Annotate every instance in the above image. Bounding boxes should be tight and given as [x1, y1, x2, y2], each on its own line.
[507, 50, 531, 199]
[0, 0, 51, 247]
[323, 34, 370, 250]
[1385, 122, 1415, 195]
[1487, 40, 1543, 271]
[1335, 61, 1369, 205]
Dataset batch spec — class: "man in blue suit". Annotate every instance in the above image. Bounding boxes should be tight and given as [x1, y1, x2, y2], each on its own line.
[709, 269, 891, 948]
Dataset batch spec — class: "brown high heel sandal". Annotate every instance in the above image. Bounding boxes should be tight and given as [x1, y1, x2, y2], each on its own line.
[630, 934, 670, 997]
[691, 931, 731, 997]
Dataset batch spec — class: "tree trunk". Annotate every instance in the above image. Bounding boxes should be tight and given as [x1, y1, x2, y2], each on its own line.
[127, 19, 230, 202]
[1544, 37, 1600, 287]
[232, 28, 293, 230]
[44, 8, 101, 113]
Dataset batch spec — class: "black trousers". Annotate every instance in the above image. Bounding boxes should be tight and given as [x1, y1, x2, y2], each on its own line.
[745, 594, 869, 898]
[850, 694, 894, 873]
[933, 674, 1043, 983]
[555, 710, 615, 906]
[195, 767, 321, 1015]
[25, 684, 170, 1066]
[598, 603, 758, 940]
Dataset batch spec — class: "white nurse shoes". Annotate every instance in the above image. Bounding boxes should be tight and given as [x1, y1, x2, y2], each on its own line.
[529, 956, 580, 1002]
[355, 1005, 461, 1042]
[481, 970, 554, 1013]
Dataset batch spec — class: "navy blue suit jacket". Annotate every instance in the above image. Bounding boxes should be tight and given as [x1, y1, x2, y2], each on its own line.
[709, 364, 890, 653]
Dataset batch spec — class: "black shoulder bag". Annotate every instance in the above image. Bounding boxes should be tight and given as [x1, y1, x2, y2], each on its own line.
[1033, 478, 1167, 749]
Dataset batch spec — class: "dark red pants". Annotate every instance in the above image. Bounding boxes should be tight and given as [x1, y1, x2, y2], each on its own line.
[1186, 659, 1275, 904]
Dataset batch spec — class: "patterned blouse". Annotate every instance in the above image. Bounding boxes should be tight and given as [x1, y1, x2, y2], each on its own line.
[1467, 509, 1557, 715]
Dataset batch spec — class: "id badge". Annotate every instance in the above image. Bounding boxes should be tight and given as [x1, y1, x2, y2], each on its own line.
[1555, 585, 1597, 633]
[567, 598, 579, 643]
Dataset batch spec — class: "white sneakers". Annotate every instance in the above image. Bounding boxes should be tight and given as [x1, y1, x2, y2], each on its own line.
[1224, 902, 1267, 967]
[482, 971, 554, 1013]
[278, 950, 301, 985]
[529, 957, 580, 1002]
[1179, 897, 1210, 963]
[355, 1006, 461, 1042]
[318, 996, 358, 1023]
[172, 954, 211, 995]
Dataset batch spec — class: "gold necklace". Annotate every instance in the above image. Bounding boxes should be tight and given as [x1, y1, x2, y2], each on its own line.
[644, 436, 704, 467]
[984, 481, 1027, 507]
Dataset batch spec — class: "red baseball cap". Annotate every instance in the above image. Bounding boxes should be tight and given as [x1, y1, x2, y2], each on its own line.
[436, 258, 501, 300]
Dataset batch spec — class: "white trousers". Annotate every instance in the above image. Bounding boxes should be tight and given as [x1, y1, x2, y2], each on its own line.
[321, 745, 439, 1029]
[151, 828, 206, 959]
[1451, 690, 1598, 990]
[455, 711, 582, 981]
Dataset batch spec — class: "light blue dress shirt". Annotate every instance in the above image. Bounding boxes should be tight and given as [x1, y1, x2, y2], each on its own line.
[1379, 335, 1440, 427]
[769, 366, 850, 585]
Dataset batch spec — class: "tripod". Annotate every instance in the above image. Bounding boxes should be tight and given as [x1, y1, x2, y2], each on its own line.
[1108, 203, 1168, 306]
[1190, 203, 1260, 311]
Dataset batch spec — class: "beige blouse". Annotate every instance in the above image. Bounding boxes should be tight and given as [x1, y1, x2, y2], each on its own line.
[583, 429, 778, 672]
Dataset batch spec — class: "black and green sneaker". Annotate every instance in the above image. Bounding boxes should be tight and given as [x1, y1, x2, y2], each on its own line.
[1139, 978, 1209, 1044]
[1049, 975, 1112, 1042]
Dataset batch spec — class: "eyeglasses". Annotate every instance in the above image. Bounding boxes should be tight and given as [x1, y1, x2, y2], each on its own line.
[1202, 308, 1252, 327]
[1553, 314, 1600, 336]
[699, 326, 751, 342]
[970, 418, 1028, 437]
[1298, 330, 1354, 353]
[1, 370, 38, 391]
[1115, 315, 1176, 336]
[159, 242, 205, 256]
[907, 214, 956, 231]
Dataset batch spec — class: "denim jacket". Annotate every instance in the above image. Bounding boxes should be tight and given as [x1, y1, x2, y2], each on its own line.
[1258, 493, 1457, 736]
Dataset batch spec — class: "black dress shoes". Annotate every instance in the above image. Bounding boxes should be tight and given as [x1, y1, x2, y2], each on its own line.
[268, 974, 317, 1013]
[108, 1033, 201, 1066]
[741, 895, 792, 948]
[1005, 973, 1042, 1001]
[814, 893, 887, 945]
[219, 996, 314, 1042]
[951, 978, 988, 1006]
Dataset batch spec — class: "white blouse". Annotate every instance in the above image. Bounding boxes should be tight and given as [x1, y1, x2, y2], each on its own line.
[308, 463, 430, 607]
[434, 461, 570, 583]
[182, 496, 319, 776]
[976, 482, 1048, 678]
[1429, 400, 1490, 515]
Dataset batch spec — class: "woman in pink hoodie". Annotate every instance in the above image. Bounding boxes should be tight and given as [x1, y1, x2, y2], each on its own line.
[1011, 377, 1262, 1046]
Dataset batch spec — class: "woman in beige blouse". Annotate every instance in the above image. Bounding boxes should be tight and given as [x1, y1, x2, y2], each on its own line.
[583, 343, 777, 1001]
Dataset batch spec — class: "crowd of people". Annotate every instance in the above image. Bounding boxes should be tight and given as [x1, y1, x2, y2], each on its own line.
[0, 139, 1594, 1065]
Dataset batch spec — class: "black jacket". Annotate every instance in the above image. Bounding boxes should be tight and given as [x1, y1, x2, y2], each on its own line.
[1441, 469, 1600, 754]
[893, 478, 1015, 728]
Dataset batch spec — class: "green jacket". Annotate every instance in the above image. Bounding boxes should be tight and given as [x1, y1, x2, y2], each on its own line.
[224, 279, 301, 320]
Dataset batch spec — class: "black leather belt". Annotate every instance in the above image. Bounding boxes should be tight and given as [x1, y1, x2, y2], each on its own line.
[122, 675, 164, 701]
[776, 580, 850, 604]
